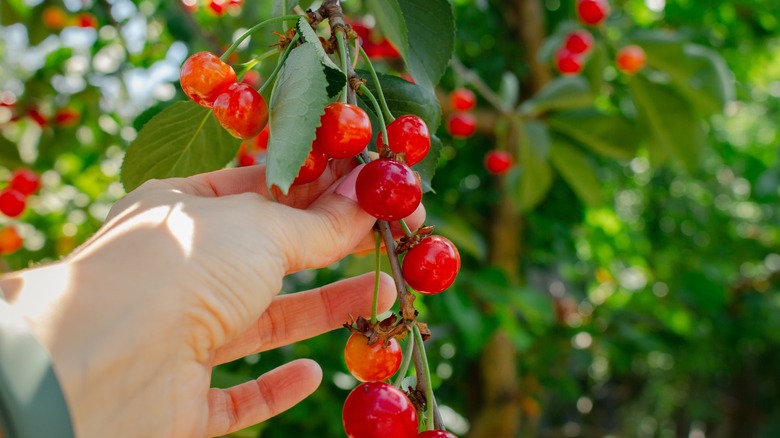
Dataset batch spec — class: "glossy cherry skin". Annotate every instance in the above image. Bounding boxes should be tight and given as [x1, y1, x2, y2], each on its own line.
[484, 150, 513, 175]
[0, 227, 23, 255]
[564, 30, 594, 55]
[9, 169, 40, 196]
[180, 52, 237, 108]
[402, 236, 460, 294]
[577, 0, 609, 26]
[344, 332, 403, 382]
[555, 49, 584, 75]
[213, 83, 268, 139]
[0, 190, 26, 218]
[376, 115, 430, 166]
[418, 431, 459, 438]
[447, 113, 477, 138]
[342, 382, 418, 438]
[616, 45, 646, 74]
[449, 88, 476, 111]
[356, 159, 422, 221]
[313, 103, 372, 159]
[292, 149, 329, 185]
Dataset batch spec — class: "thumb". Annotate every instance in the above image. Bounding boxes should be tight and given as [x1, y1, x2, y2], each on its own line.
[278, 164, 376, 272]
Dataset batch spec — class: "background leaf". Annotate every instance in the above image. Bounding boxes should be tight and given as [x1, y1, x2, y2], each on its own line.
[549, 139, 603, 207]
[394, 0, 455, 89]
[521, 76, 594, 116]
[513, 120, 553, 211]
[0, 136, 24, 168]
[548, 109, 639, 160]
[365, 0, 408, 61]
[120, 101, 240, 191]
[266, 44, 331, 194]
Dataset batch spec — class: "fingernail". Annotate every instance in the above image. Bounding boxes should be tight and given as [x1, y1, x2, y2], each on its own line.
[335, 164, 364, 203]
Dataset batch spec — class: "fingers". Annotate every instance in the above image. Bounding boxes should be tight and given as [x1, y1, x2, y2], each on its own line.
[213, 272, 396, 366]
[206, 359, 322, 437]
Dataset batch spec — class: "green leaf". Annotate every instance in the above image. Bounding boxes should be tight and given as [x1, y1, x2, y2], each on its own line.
[295, 17, 346, 98]
[549, 139, 603, 207]
[0, 136, 23, 168]
[499, 72, 520, 110]
[266, 43, 331, 194]
[358, 70, 441, 132]
[512, 120, 553, 211]
[520, 76, 594, 116]
[414, 134, 441, 193]
[547, 109, 639, 160]
[121, 101, 240, 192]
[629, 75, 705, 172]
[365, 0, 408, 61]
[394, 0, 455, 89]
[632, 30, 734, 115]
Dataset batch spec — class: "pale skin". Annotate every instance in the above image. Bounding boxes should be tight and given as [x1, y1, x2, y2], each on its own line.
[0, 160, 425, 437]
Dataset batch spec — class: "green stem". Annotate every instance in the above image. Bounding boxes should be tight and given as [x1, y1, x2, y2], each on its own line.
[258, 33, 301, 96]
[399, 220, 413, 236]
[235, 49, 279, 79]
[281, 0, 289, 32]
[370, 231, 382, 324]
[359, 46, 395, 123]
[414, 325, 435, 431]
[358, 84, 389, 146]
[393, 333, 415, 388]
[336, 28, 350, 103]
[221, 15, 301, 62]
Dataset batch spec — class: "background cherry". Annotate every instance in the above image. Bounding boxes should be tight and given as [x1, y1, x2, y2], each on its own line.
[376, 114, 430, 166]
[9, 169, 40, 196]
[312, 102, 372, 159]
[564, 30, 594, 55]
[212, 83, 268, 139]
[616, 45, 647, 74]
[356, 159, 422, 221]
[447, 112, 477, 138]
[449, 88, 476, 111]
[0, 189, 26, 218]
[402, 235, 461, 294]
[555, 49, 584, 75]
[484, 150, 513, 175]
[577, 0, 609, 26]
[179, 52, 237, 108]
[0, 227, 23, 255]
[342, 382, 418, 438]
[344, 332, 403, 382]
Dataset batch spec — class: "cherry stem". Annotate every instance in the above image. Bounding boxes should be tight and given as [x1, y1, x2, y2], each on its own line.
[413, 325, 436, 431]
[220, 15, 301, 62]
[450, 56, 512, 115]
[393, 332, 415, 388]
[258, 33, 301, 96]
[400, 219, 413, 236]
[235, 49, 278, 80]
[358, 46, 395, 123]
[370, 231, 381, 325]
[336, 29, 351, 104]
[358, 84, 389, 147]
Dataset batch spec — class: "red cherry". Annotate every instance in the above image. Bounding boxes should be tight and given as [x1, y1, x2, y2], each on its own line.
[54, 107, 80, 127]
[402, 235, 460, 294]
[254, 125, 269, 151]
[449, 88, 476, 112]
[9, 169, 40, 196]
[342, 382, 418, 438]
[356, 159, 422, 221]
[484, 150, 513, 175]
[555, 49, 584, 75]
[313, 103, 372, 159]
[418, 431, 459, 438]
[212, 83, 268, 139]
[42, 6, 68, 29]
[577, 0, 609, 26]
[180, 52, 237, 108]
[0, 227, 23, 255]
[564, 30, 594, 55]
[344, 332, 402, 382]
[447, 112, 477, 138]
[76, 13, 98, 29]
[616, 45, 646, 74]
[292, 149, 329, 185]
[237, 152, 256, 167]
[0, 190, 26, 218]
[376, 115, 430, 166]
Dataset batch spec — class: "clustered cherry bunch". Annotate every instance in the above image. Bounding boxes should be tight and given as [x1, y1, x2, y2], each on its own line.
[178, 11, 463, 435]
[0, 169, 41, 256]
[554, 0, 646, 76]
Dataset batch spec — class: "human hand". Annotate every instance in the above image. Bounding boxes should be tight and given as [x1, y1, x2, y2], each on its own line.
[0, 160, 424, 437]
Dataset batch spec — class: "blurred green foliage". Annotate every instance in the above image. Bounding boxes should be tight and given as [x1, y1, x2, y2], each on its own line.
[1, 0, 779, 437]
